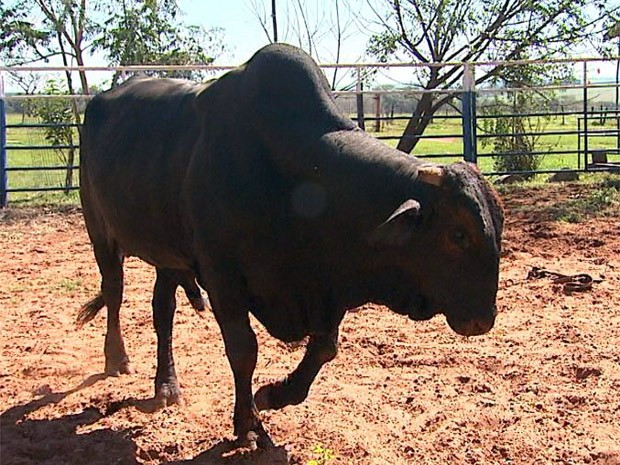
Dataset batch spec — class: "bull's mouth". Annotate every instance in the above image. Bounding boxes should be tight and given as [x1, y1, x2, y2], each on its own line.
[397, 294, 440, 321]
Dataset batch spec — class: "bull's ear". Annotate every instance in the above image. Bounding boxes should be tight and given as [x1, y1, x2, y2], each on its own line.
[370, 199, 422, 246]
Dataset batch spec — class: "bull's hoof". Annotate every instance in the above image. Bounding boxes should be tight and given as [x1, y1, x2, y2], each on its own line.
[153, 383, 183, 409]
[105, 360, 135, 377]
[235, 429, 275, 450]
[189, 296, 206, 312]
[253, 383, 275, 411]
[255, 380, 304, 411]
[254, 381, 289, 411]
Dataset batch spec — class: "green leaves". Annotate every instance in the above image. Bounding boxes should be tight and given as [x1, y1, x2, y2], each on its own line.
[92, 0, 225, 83]
[367, 31, 399, 63]
[32, 80, 73, 151]
[0, 0, 226, 82]
[366, 0, 619, 153]
[0, 1, 52, 64]
[368, 0, 619, 65]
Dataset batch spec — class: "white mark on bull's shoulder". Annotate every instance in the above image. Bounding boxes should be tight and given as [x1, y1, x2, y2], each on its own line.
[291, 182, 327, 219]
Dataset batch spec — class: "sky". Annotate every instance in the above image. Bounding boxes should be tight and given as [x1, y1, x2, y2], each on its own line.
[0, 0, 618, 93]
[181, 0, 273, 63]
[158, 1, 620, 88]
[179, 0, 375, 64]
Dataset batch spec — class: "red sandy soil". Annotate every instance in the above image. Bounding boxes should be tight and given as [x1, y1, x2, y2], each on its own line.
[1, 183, 619, 465]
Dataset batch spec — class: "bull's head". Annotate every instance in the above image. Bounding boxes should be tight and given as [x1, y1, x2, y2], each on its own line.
[372, 162, 504, 337]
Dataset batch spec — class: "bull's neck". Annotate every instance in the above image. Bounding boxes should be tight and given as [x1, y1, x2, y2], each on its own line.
[314, 129, 425, 227]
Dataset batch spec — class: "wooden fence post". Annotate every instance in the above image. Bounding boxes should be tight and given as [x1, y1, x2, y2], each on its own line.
[374, 93, 381, 132]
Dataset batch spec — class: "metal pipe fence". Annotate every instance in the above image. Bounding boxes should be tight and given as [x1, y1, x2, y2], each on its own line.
[1, 56, 619, 206]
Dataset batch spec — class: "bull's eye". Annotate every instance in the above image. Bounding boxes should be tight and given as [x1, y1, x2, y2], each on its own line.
[450, 228, 471, 249]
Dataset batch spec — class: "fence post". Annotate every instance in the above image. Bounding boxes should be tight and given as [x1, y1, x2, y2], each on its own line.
[356, 68, 365, 131]
[462, 63, 477, 164]
[0, 72, 7, 208]
[582, 61, 588, 170]
[374, 93, 381, 132]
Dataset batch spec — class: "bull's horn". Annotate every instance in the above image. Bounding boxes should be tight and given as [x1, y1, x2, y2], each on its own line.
[417, 165, 444, 186]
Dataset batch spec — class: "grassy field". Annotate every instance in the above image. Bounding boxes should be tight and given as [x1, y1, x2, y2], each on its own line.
[3, 109, 620, 205]
[365, 112, 620, 173]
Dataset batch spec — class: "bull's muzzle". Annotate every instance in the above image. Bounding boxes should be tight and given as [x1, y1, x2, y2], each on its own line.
[446, 307, 496, 337]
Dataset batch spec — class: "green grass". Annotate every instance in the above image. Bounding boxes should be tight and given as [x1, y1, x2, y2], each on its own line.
[502, 175, 620, 223]
[6, 191, 80, 207]
[549, 179, 620, 223]
[56, 278, 84, 293]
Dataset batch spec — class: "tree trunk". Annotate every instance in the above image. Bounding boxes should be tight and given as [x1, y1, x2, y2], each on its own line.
[396, 93, 435, 153]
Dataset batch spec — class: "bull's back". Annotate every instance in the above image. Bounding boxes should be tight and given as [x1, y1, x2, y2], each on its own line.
[80, 77, 205, 268]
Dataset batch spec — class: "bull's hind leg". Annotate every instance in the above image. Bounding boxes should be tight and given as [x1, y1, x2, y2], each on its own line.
[254, 330, 338, 411]
[93, 243, 133, 376]
[152, 268, 182, 407]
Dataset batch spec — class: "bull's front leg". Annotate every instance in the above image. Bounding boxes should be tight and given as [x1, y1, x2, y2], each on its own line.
[254, 329, 338, 411]
[215, 311, 274, 448]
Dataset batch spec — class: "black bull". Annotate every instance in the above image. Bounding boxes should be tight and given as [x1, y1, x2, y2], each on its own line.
[78, 43, 504, 447]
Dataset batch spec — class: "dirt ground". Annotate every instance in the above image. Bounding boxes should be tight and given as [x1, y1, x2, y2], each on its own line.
[1, 183, 619, 465]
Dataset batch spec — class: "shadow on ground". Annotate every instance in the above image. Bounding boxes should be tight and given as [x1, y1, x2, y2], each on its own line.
[1, 374, 290, 465]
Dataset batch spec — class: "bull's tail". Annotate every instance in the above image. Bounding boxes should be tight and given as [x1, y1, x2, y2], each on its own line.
[77, 293, 105, 328]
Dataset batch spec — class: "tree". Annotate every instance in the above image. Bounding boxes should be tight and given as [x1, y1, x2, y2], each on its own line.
[0, 1, 226, 90]
[480, 65, 555, 175]
[1, 0, 96, 136]
[0, 0, 99, 95]
[367, 0, 620, 153]
[7, 71, 44, 122]
[93, 0, 226, 85]
[0, 1, 53, 64]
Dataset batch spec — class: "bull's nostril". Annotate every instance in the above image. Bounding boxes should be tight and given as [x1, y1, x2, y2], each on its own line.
[474, 318, 494, 335]
[457, 318, 494, 337]
[446, 310, 496, 336]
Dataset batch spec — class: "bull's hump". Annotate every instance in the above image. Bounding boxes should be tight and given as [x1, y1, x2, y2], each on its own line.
[241, 44, 355, 140]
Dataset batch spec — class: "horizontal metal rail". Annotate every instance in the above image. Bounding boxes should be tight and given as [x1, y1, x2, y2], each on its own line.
[6, 144, 80, 151]
[375, 133, 462, 140]
[7, 186, 80, 193]
[6, 123, 81, 128]
[477, 129, 610, 138]
[359, 109, 620, 122]
[6, 165, 79, 172]
[577, 130, 620, 137]
[2, 54, 618, 72]
[6, 81, 618, 99]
